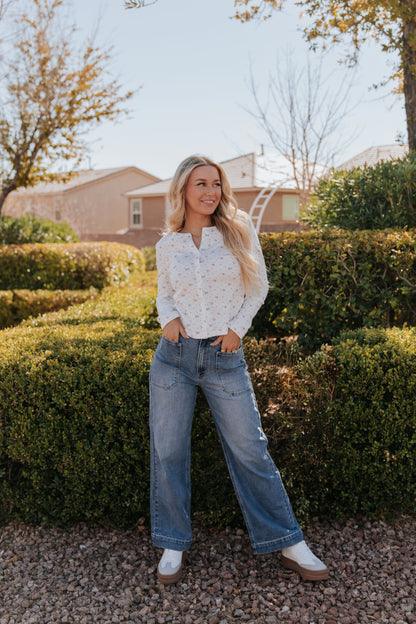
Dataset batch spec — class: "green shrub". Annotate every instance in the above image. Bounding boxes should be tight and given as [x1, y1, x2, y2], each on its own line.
[141, 246, 157, 271]
[0, 279, 159, 527]
[0, 272, 414, 527]
[255, 229, 416, 348]
[325, 327, 416, 516]
[271, 327, 416, 519]
[0, 242, 145, 290]
[0, 215, 79, 244]
[0, 289, 98, 329]
[303, 152, 416, 230]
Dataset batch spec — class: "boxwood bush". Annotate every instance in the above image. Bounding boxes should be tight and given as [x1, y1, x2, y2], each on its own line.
[0, 289, 98, 329]
[0, 276, 414, 528]
[0, 215, 79, 244]
[141, 246, 157, 271]
[303, 152, 416, 230]
[0, 279, 159, 527]
[270, 327, 416, 520]
[255, 229, 416, 348]
[0, 242, 145, 290]
[323, 327, 416, 516]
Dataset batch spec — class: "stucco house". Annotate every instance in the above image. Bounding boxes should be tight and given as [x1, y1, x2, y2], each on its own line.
[3, 166, 160, 242]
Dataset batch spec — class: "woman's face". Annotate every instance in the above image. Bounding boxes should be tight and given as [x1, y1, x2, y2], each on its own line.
[185, 165, 222, 220]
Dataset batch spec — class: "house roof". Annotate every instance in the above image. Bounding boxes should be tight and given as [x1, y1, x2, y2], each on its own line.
[12, 166, 160, 196]
[337, 144, 409, 170]
[125, 177, 172, 197]
[125, 152, 305, 198]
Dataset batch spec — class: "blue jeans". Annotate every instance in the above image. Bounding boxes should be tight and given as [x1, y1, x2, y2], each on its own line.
[149, 335, 303, 555]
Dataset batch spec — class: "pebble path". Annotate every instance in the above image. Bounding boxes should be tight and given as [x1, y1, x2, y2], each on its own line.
[0, 515, 415, 623]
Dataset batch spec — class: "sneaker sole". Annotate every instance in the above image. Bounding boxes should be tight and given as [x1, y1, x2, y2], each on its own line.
[281, 555, 329, 581]
[157, 564, 184, 585]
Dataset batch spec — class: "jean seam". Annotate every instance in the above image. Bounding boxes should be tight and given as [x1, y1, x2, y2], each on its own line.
[150, 340, 182, 389]
[149, 394, 159, 533]
[212, 424, 258, 548]
[251, 529, 304, 554]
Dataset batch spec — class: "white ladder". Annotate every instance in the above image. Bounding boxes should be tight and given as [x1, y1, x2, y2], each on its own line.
[248, 186, 279, 232]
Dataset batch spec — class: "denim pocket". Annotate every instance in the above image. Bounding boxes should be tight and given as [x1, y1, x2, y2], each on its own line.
[149, 336, 182, 389]
[162, 335, 180, 345]
[215, 347, 251, 396]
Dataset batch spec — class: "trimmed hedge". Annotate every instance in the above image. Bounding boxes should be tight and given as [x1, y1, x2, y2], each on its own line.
[255, 229, 416, 348]
[0, 279, 159, 527]
[322, 327, 416, 516]
[141, 246, 157, 271]
[0, 215, 79, 244]
[269, 327, 416, 520]
[303, 152, 416, 230]
[0, 242, 145, 290]
[0, 276, 414, 528]
[0, 289, 98, 329]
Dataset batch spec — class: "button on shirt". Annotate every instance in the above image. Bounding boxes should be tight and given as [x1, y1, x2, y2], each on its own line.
[155, 221, 269, 339]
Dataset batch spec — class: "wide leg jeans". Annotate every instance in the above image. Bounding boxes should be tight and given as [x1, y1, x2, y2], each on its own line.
[149, 335, 303, 555]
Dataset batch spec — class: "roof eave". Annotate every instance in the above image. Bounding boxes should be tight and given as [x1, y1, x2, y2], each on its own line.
[62, 166, 160, 194]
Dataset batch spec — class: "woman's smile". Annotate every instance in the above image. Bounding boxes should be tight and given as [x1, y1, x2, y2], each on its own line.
[185, 165, 222, 218]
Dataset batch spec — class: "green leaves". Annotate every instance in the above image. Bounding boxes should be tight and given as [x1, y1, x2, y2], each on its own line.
[0, 242, 146, 290]
[0, 288, 98, 330]
[253, 230, 416, 349]
[304, 153, 416, 231]
[247, 327, 416, 521]
[0, 275, 159, 527]
[0, 215, 78, 244]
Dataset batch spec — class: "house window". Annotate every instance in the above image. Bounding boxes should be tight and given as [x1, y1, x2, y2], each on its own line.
[283, 195, 299, 220]
[130, 199, 142, 227]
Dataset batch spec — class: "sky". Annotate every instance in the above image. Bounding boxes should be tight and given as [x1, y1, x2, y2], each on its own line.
[70, 0, 406, 181]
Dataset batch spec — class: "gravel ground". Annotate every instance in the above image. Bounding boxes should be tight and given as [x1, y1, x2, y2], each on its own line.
[0, 515, 415, 624]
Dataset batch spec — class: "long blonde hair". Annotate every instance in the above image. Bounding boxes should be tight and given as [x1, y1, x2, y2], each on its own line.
[167, 155, 261, 293]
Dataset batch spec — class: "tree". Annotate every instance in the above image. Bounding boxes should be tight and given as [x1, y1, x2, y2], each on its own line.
[233, 0, 415, 150]
[125, 0, 412, 144]
[247, 51, 356, 205]
[0, 0, 133, 213]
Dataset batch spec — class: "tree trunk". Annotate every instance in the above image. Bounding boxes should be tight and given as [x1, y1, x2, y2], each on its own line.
[403, 15, 416, 152]
[0, 184, 16, 217]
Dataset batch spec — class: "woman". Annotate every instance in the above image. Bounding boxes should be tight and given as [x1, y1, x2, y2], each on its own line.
[149, 155, 328, 584]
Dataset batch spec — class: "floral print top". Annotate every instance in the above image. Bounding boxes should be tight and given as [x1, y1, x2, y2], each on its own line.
[155, 218, 268, 339]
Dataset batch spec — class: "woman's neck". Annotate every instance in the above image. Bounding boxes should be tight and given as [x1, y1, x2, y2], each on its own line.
[181, 214, 213, 235]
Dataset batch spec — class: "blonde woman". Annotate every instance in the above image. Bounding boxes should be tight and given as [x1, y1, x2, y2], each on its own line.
[149, 155, 328, 584]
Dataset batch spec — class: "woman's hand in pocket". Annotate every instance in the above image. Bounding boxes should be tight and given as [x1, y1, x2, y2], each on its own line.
[210, 329, 240, 352]
[162, 318, 189, 342]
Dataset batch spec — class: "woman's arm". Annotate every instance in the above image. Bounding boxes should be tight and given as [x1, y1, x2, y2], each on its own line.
[155, 242, 182, 330]
[227, 220, 269, 339]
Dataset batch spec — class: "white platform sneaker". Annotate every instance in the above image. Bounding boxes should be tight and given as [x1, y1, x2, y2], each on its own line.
[157, 549, 184, 584]
[281, 540, 328, 581]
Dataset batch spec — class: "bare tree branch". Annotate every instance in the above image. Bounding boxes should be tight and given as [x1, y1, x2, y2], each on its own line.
[124, 0, 158, 8]
[0, 0, 14, 21]
[247, 50, 358, 205]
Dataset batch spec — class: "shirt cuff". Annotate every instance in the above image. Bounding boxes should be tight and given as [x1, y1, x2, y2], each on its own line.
[228, 320, 249, 340]
[158, 311, 180, 330]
